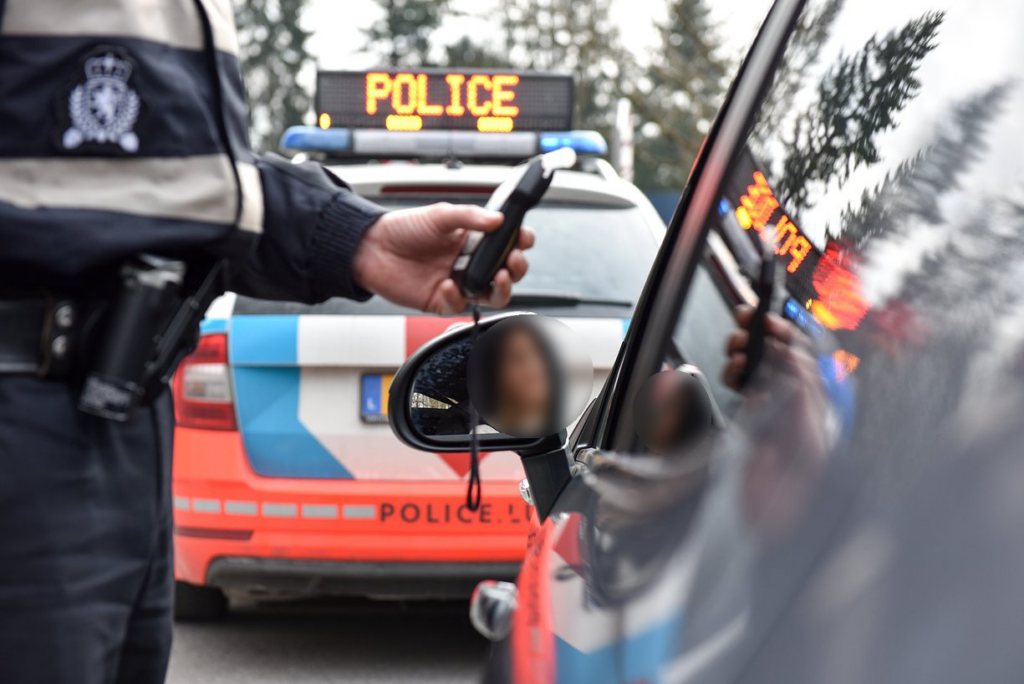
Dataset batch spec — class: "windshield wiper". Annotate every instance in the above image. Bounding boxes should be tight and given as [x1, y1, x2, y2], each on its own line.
[497, 290, 634, 309]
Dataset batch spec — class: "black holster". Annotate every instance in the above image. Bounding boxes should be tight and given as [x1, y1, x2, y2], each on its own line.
[78, 257, 227, 421]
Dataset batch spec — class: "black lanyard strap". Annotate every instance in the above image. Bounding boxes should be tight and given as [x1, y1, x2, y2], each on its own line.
[466, 302, 483, 511]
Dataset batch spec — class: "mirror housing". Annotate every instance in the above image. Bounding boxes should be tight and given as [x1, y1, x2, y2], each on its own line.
[387, 312, 556, 454]
[470, 580, 518, 642]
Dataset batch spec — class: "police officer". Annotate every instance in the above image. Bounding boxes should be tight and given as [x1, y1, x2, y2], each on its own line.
[0, 2, 533, 682]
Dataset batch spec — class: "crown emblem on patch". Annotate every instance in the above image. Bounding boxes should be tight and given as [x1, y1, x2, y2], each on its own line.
[84, 53, 133, 82]
[61, 50, 141, 153]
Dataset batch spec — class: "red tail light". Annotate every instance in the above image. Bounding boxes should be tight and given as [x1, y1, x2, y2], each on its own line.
[173, 333, 237, 431]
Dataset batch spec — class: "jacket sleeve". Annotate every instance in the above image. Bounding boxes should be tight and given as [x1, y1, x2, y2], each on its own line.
[228, 153, 387, 304]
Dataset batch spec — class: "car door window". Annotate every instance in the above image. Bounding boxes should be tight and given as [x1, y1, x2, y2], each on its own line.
[666, 258, 744, 418]
[650, 0, 1024, 445]
[627, 0, 1024, 679]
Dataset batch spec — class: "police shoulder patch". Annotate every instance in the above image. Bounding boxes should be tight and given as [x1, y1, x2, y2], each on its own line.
[56, 46, 146, 155]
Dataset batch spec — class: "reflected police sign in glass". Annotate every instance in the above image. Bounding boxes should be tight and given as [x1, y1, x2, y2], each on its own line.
[316, 69, 575, 133]
[718, 147, 823, 307]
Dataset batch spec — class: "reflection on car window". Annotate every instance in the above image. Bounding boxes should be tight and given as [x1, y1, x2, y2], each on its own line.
[663, 1, 1024, 681]
[670, 263, 742, 418]
[730, 0, 1024, 495]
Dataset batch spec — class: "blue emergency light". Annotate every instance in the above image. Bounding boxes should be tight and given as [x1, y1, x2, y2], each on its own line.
[783, 297, 825, 338]
[280, 126, 352, 152]
[279, 126, 607, 161]
[538, 131, 608, 156]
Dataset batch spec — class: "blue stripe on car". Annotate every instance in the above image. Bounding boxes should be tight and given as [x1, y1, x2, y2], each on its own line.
[230, 315, 299, 366]
[555, 614, 682, 684]
[228, 314, 353, 479]
[232, 366, 354, 479]
[200, 318, 228, 335]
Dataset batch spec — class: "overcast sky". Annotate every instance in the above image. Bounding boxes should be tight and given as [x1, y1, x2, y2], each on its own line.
[303, 0, 772, 72]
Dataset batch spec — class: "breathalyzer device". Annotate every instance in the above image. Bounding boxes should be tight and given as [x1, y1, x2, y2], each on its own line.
[451, 146, 577, 297]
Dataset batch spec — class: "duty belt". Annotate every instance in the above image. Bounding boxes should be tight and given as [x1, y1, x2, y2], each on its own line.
[0, 297, 102, 379]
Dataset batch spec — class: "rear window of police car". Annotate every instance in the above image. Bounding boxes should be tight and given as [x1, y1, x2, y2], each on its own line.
[235, 200, 660, 318]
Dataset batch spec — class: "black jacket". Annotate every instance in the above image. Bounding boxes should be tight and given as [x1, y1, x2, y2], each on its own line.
[0, 0, 385, 302]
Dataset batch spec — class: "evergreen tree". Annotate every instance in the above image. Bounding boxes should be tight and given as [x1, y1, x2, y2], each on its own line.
[838, 83, 1009, 250]
[499, 0, 626, 136]
[441, 36, 510, 70]
[836, 84, 1018, 501]
[234, 0, 313, 152]
[754, 0, 844, 145]
[632, 0, 731, 190]
[363, 0, 451, 67]
[776, 11, 944, 210]
[893, 84, 1017, 335]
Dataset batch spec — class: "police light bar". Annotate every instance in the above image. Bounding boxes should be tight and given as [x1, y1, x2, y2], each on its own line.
[317, 69, 575, 133]
[279, 126, 351, 152]
[539, 131, 607, 155]
[280, 126, 608, 160]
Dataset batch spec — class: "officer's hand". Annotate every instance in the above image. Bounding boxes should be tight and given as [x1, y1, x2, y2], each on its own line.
[352, 203, 534, 314]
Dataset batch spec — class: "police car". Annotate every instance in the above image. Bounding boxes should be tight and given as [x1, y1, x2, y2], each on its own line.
[170, 69, 664, 619]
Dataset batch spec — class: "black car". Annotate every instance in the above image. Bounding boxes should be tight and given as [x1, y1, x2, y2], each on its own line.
[391, 0, 1024, 681]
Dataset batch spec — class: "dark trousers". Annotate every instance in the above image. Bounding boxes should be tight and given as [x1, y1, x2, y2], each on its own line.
[0, 376, 174, 684]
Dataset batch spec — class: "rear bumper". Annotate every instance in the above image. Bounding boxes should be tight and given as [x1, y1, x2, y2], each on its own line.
[206, 557, 520, 600]
[172, 427, 533, 597]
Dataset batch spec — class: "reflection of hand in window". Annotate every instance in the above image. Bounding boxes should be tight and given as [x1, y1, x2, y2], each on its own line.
[724, 305, 831, 543]
[634, 370, 714, 457]
[722, 305, 800, 391]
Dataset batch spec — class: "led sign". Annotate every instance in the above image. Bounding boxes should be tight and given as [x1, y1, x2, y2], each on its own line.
[735, 171, 814, 275]
[317, 70, 574, 133]
[810, 240, 869, 332]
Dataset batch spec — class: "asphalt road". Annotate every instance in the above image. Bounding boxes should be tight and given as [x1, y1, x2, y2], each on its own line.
[167, 599, 490, 684]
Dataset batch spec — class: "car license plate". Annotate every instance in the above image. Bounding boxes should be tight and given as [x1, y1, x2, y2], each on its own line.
[361, 374, 394, 424]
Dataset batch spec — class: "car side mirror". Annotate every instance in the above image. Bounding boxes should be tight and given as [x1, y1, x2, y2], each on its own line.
[387, 312, 557, 454]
